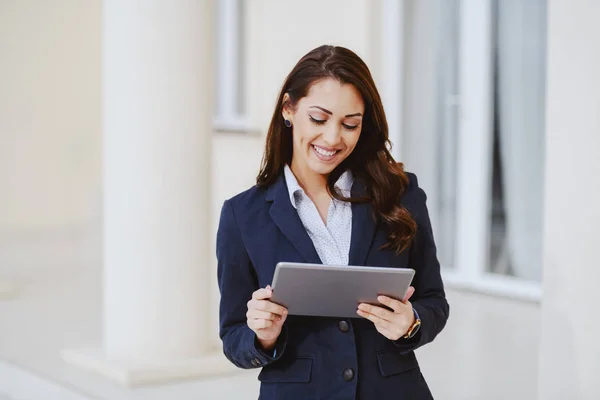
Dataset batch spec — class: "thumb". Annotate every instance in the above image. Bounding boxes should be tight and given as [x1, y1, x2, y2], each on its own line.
[402, 286, 415, 303]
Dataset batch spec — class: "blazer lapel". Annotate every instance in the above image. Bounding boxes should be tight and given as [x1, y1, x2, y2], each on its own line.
[267, 172, 322, 264]
[348, 179, 378, 266]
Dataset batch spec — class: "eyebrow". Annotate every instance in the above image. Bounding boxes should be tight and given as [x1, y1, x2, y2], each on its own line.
[309, 105, 363, 118]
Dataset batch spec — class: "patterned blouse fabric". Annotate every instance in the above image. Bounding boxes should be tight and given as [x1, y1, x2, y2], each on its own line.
[283, 165, 354, 266]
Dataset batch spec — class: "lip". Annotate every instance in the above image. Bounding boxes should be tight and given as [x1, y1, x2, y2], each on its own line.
[312, 144, 339, 152]
[311, 144, 340, 162]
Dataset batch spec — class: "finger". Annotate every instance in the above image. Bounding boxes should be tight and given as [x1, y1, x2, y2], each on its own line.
[248, 318, 273, 330]
[247, 309, 280, 321]
[358, 310, 404, 340]
[377, 295, 404, 313]
[358, 303, 395, 322]
[255, 299, 288, 317]
[276, 310, 288, 325]
[252, 287, 273, 301]
[402, 286, 415, 303]
[356, 309, 394, 331]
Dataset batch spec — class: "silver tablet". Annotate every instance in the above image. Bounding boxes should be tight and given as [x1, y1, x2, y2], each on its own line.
[270, 262, 415, 318]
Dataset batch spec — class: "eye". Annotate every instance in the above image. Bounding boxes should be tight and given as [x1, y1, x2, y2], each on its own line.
[342, 123, 360, 131]
[309, 115, 326, 125]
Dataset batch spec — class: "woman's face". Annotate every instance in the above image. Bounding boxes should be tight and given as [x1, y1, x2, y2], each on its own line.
[283, 78, 364, 177]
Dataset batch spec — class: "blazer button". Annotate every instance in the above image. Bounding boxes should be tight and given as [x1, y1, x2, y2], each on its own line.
[342, 368, 354, 381]
[338, 320, 350, 332]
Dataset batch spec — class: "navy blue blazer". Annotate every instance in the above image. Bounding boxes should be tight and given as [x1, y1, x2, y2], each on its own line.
[217, 171, 449, 400]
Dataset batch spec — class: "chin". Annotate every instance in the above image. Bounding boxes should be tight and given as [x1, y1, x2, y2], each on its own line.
[307, 159, 341, 176]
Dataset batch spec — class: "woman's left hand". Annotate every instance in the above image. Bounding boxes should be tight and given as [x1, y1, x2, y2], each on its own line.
[357, 286, 416, 341]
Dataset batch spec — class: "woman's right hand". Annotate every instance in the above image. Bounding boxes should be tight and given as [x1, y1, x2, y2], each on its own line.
[246, 285, 288, 351]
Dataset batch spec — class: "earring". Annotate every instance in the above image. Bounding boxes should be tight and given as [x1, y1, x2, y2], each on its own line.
[284, 119, 292, 128]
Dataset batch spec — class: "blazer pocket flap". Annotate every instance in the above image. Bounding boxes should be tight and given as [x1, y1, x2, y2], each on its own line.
[258, 357, 313, 383]
[376, 351, 419, 377]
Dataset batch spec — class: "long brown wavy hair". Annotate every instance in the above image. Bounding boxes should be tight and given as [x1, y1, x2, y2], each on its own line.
[256, 45, 416, 254]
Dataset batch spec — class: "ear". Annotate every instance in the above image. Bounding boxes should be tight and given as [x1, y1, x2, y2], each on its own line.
[281, 93, 292, 121]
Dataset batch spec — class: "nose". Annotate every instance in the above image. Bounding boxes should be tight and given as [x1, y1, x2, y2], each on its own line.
[321, 124, 342, 147]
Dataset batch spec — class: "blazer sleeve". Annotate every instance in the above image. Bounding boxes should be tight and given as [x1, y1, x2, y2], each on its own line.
[216, 199, 287, 369]
[392, 173, 450, 353]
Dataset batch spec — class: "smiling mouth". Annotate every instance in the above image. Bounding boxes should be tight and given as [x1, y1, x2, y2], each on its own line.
[311, 144, 340, 161]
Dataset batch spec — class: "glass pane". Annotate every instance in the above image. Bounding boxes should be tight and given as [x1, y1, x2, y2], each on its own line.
[434, 0, 460, 268]
[214, 0, 245, 119]
[400, 0, 460, 268]
[488, 0, 547, 281]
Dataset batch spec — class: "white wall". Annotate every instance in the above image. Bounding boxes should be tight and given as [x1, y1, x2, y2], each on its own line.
[538, 0, 600, 398]
[0, 0, 102, 231]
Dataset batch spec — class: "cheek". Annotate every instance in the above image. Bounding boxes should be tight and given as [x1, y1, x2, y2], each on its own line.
[344, 131, 362, 151]
[293, 120, 319, 146]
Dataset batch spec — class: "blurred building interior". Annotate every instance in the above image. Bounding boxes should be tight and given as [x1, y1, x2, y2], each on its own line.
[1, 0, 599, 399]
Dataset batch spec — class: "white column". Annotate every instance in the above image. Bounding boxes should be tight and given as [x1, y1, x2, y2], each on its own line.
[538, 1, 600, 398]
[62, 0, 236, 386]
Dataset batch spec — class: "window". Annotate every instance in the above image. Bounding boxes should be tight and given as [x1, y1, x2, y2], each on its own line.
[214, 0, 250, 132]
[383, 0, 547, 300]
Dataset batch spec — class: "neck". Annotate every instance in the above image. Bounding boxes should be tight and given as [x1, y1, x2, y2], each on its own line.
[289, 159, 328, 197]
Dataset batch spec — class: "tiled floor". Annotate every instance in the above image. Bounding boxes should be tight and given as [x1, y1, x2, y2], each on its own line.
[0, 233, 541, 400]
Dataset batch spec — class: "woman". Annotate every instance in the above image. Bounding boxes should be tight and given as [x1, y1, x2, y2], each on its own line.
[217, 45, 449, 399]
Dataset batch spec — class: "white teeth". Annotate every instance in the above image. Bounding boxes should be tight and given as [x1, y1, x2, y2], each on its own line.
[313, 146, 336, 157]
